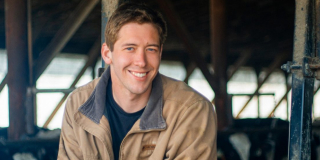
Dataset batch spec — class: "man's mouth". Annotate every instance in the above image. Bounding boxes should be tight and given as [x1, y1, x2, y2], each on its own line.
[131, 71, 147, 78]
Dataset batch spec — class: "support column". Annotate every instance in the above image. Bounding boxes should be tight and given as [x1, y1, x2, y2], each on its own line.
[26, 0, 36, 135]
[287, 0, 317, 159]
[209, 0, 230, 130]
[254, 68, 261, 118]
[5, 0, 29, 140]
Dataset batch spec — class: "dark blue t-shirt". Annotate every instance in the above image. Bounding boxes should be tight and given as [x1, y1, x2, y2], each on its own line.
[104, 79, 145, 160]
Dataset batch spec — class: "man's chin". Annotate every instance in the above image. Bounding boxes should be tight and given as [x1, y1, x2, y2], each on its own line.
[129, 86, 151, 95]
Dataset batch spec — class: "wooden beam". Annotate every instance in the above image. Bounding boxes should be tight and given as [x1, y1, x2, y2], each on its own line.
[268, 86, 292, 118]
[183, 63, 196, 84]
[33, 0, 99, 81]
[156, 0, 218, 92]
[228, 51, 252, 81]
[27, 0, 33, 85]
[210, 0, 230, 130]
[5, 0, 29, 140]
[0, 74, 7, 93]
[43, 39, 101, 128]
[210, 0, 227, 78]
[236, 54, 286, 118]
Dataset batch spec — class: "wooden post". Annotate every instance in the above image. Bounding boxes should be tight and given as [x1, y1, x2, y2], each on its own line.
[5, 0, 29, 140]
[209, 0, 230, 130]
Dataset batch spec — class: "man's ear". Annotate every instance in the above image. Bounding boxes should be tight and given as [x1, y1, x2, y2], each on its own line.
[101, 43, 112, 64]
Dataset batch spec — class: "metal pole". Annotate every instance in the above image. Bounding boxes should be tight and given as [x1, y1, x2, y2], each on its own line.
[230, 93, 274, 96]
[257, 95, 260, 118]
[25, 0, 36, 135]
[316, 0, 320, 81]
[256, 70, 260, 118]
[30, 88, 76, 94]
[5, 0, 29, 140]
[316, 0, 320, 58]
[287, 0, 316, 159]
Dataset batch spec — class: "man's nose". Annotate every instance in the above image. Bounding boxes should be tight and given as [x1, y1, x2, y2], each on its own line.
[133, 49, 147, 67]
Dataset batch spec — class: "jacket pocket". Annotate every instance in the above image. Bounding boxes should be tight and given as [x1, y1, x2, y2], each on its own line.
[139, 145, 155, 160]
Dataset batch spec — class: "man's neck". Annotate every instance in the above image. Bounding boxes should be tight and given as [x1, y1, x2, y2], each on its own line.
[112, 85, 151, 113]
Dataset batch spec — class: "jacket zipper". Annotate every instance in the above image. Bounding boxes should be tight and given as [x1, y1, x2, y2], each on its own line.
[106, 128, 114, 160]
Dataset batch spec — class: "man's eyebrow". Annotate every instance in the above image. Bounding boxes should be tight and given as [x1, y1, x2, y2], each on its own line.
[147, 44, 160, 48]
[121, 43, 160, 48]
[121, 43, 137, 47]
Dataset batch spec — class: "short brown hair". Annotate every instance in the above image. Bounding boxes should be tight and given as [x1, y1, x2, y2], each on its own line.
[105, 2, 167, 51]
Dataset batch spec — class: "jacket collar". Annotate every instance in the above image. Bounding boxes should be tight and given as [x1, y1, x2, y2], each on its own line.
[78, 67, 166, 131]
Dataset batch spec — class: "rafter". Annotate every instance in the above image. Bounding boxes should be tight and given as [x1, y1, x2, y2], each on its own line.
[183, 63, 196, 84]
[228, 51, 252, 81]
[33, 0, 99, 81]
[0, 74, 6, 93]
[268, 86, 292, 118]
[236, 54, 287, 118]
[43, 39, 101, 128]
[156, 0, 218, 92]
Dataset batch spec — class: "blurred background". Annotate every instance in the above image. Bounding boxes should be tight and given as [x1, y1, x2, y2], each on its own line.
[0, 0, 320, 159]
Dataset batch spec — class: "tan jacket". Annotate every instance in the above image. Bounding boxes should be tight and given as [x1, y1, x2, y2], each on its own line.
[58, 68, 217, 160]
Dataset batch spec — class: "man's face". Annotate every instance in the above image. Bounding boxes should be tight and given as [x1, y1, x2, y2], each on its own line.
[102, 22, 162, 97]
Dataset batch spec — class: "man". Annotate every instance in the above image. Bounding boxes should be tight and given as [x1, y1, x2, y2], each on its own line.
[58, 2, 217, 160]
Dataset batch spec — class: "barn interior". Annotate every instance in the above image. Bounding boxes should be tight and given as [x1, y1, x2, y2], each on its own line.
[0, 0, 320, 159]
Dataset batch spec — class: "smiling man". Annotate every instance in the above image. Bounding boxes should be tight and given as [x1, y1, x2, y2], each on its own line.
[58, 2, 217, 160]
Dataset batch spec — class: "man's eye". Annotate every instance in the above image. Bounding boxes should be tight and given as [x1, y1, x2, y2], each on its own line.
[126, 47, 134, 51]
[147, 48, 156, 52]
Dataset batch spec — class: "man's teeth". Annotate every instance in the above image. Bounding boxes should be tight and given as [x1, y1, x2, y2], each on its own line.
[131, 72, 147, 77]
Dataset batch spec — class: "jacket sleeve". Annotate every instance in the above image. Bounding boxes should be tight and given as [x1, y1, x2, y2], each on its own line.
[58, 97, 83, 160]
[165, 100, 217, 160]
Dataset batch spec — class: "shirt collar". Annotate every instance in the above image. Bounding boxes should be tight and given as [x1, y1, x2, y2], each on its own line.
[78, 67, 166, 130]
